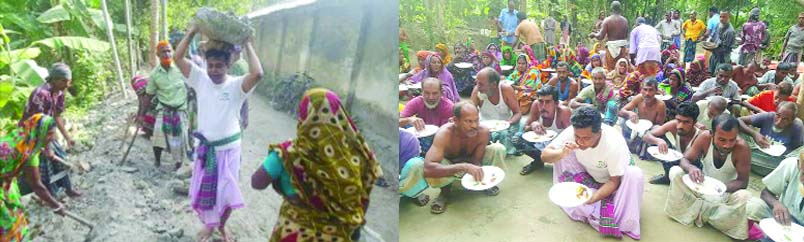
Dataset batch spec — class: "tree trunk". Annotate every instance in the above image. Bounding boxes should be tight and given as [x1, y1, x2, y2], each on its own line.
[149, 0, 159, 68]
[161, 0, 168, 41]
[125, 0, 135, 77]
[101, 0, 128, 98]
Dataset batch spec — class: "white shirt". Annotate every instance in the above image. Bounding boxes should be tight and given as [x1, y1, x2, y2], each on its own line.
[187, 64, 254, 151]
[550, 125, 630, 183]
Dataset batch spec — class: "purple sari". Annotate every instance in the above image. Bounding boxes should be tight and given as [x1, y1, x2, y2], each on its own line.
[410, 54, 460, 103]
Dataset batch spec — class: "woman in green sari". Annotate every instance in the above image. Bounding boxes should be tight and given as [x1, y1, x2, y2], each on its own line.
[251, 88, 382, 242]
[0, 113, 65, 241]
[508, 53, 543, 114]
[500, 45, 516, 67]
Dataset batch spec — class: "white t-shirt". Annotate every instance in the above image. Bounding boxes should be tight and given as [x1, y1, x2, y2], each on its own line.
[549, 125, 630, 183]
[187, 64, 254, 151]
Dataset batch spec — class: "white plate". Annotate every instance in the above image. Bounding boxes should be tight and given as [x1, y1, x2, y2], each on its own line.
[760, 144, 787, 157]
[522, 130, 558, 143]
[580, 78, 593, 85]
[461, 166, 505, 191]
[740, 94, 752, 100]
[656, 94, 673, 101]
[759, 218, 804, 242]
[625, 119, 652, 133]
[541, 68, 556, 72]
[404, 125, 439, 138]
[455, 62, 474, 69]
[691, 86, 700, 92]
[399, 73, 407, 79]
[647, 146, 683, 161]
[501, 65, 514, 71]
[481, 120, 511, 132]
[399, 84, 409, 91]
[408, 82, 422, 89]
[682, 174, 726, 196]
[549, 182, 592, 208]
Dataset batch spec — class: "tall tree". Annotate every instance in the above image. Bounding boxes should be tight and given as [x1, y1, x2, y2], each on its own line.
[149, 0, 159, 68]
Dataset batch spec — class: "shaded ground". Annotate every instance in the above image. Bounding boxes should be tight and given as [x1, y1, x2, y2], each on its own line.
[25, 92, 397, 242]
[399, 148, 766, 242]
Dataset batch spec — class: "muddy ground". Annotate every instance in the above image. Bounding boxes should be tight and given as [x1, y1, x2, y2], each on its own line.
[24, 92, 398, 242]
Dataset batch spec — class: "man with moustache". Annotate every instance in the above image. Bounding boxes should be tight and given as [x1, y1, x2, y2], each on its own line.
[144, 40, 190, 169]
[737, 102, 803, 176]
[471, 67, 522, 155]
[512, 85, 572, 175]
[570, 67, 619, 124]
[665, 114, 760, 240]
[642, 103, 701, 185]
[400, 77, 455, 154]
[423, 102, 506, 214]
[618, 78, 667, 154]
[541, 106, 644, 239]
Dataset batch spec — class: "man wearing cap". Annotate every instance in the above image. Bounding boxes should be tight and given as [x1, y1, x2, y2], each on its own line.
[21, 62, 82, 198]
[738, 8, 767, 66]
[144, 40, 190, 170]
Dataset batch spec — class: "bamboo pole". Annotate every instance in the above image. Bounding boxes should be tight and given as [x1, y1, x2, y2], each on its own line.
[149, 0, 159, 68]
[162, 0, 168, 41]
[101, 0, 128, 98]
[125, 0, 135, 77]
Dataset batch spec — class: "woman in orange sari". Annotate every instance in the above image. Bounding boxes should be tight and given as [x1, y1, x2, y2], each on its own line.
[508, 53, 542, 114]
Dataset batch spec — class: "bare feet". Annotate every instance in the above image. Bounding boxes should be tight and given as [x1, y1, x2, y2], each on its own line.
[66, 188, 82, 198]
[196, 227, 213, 242]
[219, 226, 234, 242]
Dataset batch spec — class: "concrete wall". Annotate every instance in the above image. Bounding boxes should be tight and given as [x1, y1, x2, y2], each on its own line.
[251, 0, 400, 180]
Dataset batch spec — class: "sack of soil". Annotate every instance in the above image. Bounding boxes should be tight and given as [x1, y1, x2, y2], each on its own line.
[195, 7, 254, 45]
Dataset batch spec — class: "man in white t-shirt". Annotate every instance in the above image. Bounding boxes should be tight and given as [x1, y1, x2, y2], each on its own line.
[174, 23, 264, 242]
[541, 106, 643, 240]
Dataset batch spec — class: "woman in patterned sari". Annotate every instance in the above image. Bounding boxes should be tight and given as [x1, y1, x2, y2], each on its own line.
[448, 43, 477, 96]
[581, 54, 604, 79]
[658, 69, 693, 122]
[486, 43, 503, 62]
[475, 51, 502, 74]
[434, 43, 452, 65]
[252, 88, 382, 242]
[0, 114, 66, 241]
[606, 58, 632, 91]
[685, 58, 709, 87]
[508, 53, 542, 114]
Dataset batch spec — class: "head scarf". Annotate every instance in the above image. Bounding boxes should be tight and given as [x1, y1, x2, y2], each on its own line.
[607, 58, 632, 89]
[411, 54, 459, 102]
[685, 58, 709, 87]
[269, 88, 382, 229]
[434, 43, 452, 64]
[46, 63, 71, 83]
[577, 45, 591, 66]
[414, 50, 434, 72]
[509, 54, 541, 89]
[522, 45, 540, 67]
[588, 54, 602, 70]
[486, 43, 503, 61]
[500, 45, 516, 66]
[477, 51, 500, 72]
[131, 75, 148, 95]
[0, 114, 55, 175]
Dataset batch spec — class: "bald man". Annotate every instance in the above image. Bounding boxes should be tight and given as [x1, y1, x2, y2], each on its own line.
[696, 96, 730, 130]
[737, 102, 803, 175]
[589, 1, 630, 71]
[423, 102, 507, 214]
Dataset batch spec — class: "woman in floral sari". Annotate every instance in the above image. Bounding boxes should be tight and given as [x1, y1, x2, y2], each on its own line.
[252, 89, 382, 242]
[685, 58, 709, 87]
[658, 69, 693, 122]
[606, 58, 632, 90]
[0, 114, 66, 241]
[410, 54, 460, 102]
[508, 53, 542, 114]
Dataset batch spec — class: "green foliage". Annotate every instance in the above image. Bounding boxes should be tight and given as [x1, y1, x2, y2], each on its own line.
[401, 0, 804, 60]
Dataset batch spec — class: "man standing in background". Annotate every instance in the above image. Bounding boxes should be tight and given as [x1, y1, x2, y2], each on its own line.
[498, 0, 519, 47]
